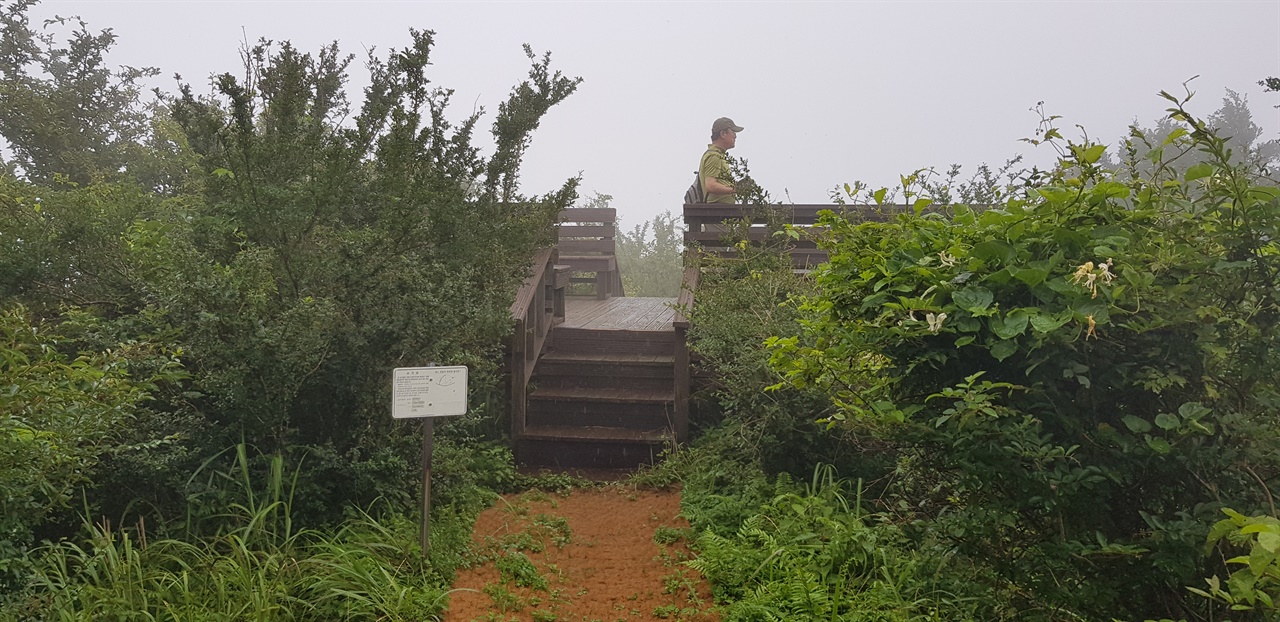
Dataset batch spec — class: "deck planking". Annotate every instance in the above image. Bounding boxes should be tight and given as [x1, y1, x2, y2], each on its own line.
[563, 296, 677, 331]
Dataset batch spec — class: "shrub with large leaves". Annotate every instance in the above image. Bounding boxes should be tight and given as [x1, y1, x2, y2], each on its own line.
[769, 95, 1280, 618]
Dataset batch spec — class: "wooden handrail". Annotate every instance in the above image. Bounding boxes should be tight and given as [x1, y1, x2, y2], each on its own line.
[672, 263, 698, 444]
[508, 247, 564, 445]
[673, 264, 698, 329]
[511, 247, 555, 320]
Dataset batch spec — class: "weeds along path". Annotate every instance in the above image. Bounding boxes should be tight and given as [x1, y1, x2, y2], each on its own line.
[444, 484, 719, 622]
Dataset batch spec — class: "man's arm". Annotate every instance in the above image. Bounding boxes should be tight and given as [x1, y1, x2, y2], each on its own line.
[704, 177, 734, 195]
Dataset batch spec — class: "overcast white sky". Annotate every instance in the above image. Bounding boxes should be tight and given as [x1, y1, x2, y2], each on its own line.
[31, 1, 1280, 228]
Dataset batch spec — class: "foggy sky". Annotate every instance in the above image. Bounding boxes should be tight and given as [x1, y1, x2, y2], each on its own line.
[31, 1, 1280, 228]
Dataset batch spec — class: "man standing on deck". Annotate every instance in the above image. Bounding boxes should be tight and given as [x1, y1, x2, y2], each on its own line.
[700, 117, 742, 204]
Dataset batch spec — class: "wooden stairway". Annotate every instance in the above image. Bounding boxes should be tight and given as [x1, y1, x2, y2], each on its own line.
[515, 303, 680, 469]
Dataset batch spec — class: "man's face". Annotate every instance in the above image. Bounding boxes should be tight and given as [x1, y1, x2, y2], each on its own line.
[722, 128, 737, 149]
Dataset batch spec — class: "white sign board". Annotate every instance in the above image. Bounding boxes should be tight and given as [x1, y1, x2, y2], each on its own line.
[392, 366, 468, 419]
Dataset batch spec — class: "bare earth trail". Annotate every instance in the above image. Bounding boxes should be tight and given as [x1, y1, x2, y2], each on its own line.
[444, 485, 720, 622]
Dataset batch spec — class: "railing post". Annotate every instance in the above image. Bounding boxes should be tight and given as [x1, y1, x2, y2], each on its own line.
[510, 317, 527, 442]
[672, 263, 699, 445]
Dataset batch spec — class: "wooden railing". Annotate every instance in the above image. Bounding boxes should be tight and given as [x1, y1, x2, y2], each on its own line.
[671, 264, 698, 444]
[558, 208, 625, 299]
[508, 247, 567, 442]
[683, 203, 920, 269]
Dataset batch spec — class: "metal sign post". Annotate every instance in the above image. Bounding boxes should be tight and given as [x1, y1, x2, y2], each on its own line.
[392, 365, 468, 554]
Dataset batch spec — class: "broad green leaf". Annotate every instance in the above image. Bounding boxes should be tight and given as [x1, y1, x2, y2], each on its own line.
[1260, 532, 1280, 554]
[1122, 415, 1151, 434]
[1030, 311, 1071, 333]
[1161, 127, 1188, 145]
[873, 188, 888, 204]
[1093, 181, 1131, 199]
[1146, 437, 1171, 454]
[1185, 162, 1213, 182]
[913, 198, 934, 214]
[952, 287, 994, 313]
[1250, 546, 1278, 581]
[989, 339, 1017, 361]
[954, 336, 975, 347]
[1013, 267, 1049, 287]
[1250, 186, 1280, 201]
[1179, 402, 1211, 420]
[1154, 413, 1180, 431]
[1038, 187, 1073, 205]
[991, 310, 1030, 340]
[1229, 567, 1259, 596]
[984, 268, 1014, 284]
[971, 240, 1016, 265]
[1083, 144, 1106, 164]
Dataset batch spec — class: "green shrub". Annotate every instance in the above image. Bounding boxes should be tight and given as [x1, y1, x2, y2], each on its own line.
[0, 307, 185, 592]
[686, 465, 992, 621]
[768, 95, 1280, 618]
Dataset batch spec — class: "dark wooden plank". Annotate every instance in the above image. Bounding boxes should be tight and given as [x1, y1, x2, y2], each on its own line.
[559, 255, 616, 273]
[559, 208, 616, 223]
[674, 325, 690, 444]
[563, 296, 611, 328]
[560, 239, 616, 255]
[682, 203, 913, 224]
[521, 425, 671, 442]
[529, 386, 674, 403]
[540, 351, 675, 363]
[685, 231, 822, 249]
[673, 266, 698, 329]
[516, 434, 670, 468]
[558, 224, 615, 238]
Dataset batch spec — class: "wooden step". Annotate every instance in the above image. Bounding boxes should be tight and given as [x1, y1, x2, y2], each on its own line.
[521, 425, 671, 443]
[535, 352, 673, 390]
[552, 328, 675, 356]
[528, 386, 675, 404]
[516, 425, 673, 469]
[539, 351, 674, 365]
[526, 387, 675, 429]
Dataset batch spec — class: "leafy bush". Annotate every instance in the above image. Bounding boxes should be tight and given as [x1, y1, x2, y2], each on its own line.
[685, 214, 865, 477]
[0, 0, 585, 530]
[768, 93, 1280, 618]
[0, 307, 185, 592]
[684, 464, 995, 622]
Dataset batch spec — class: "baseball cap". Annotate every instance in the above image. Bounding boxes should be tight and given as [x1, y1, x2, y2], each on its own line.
[712, 117, 744, 134]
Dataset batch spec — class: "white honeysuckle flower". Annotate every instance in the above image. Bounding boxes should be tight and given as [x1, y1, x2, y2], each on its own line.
[926, 312, 947, 333]
[1070, 259, 1117, 298]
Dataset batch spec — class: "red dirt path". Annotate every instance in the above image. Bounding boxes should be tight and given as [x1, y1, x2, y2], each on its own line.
[444, 485, 719, 622]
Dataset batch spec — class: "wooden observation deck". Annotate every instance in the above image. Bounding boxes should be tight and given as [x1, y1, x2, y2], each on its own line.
[508, 203, 901, 469]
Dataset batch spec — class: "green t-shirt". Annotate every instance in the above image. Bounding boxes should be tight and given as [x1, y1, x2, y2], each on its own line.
[699, 145, 735, 204]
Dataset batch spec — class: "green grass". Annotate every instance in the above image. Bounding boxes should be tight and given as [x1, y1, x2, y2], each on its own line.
[9, 444, 484, 621]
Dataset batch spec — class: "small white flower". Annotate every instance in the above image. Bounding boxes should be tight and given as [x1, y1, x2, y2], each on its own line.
[926, 312, 947, 333]
[938, 251, 958, 268]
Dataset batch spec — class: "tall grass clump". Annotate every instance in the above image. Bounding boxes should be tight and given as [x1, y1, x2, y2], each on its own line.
[12, 444, 476, 621]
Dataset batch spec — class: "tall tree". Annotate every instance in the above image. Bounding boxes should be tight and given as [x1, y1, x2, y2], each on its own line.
[0, 0, 157, 185]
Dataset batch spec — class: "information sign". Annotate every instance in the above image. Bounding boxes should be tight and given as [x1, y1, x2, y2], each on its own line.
[392, 366, 468, 419]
